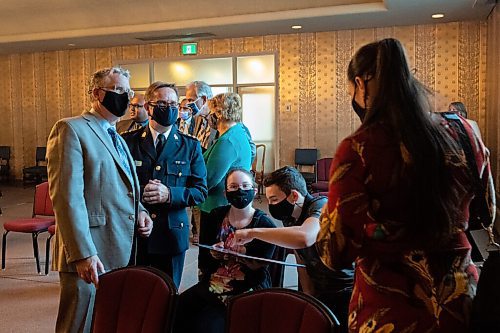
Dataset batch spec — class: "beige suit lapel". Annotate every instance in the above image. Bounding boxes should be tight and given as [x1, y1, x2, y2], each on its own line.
[82, 112, 133, 187]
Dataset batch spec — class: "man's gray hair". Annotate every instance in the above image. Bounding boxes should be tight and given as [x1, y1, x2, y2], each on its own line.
[88, 67, 130, 95]
[187, 81, 213, 99]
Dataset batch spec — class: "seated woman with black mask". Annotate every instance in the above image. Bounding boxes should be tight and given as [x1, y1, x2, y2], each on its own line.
[174, 168, 276, 333]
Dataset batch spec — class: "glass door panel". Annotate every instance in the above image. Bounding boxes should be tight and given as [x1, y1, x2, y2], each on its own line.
[238, 86, 276, 175]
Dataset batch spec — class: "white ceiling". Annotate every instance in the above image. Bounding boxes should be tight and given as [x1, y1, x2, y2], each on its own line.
[0, 0, 495, 55]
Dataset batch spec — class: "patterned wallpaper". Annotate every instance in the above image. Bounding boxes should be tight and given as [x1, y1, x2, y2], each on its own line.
[486, 5, 499, 199]
[0, 21, 493, 180]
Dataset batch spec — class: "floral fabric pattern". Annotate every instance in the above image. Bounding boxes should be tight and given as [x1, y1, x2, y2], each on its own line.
[317, 122, 478, 332]
[208, 217, 245, 304]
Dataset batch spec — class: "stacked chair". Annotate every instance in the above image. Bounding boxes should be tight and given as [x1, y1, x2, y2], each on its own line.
[2, 181, 55, 274]
[22, 147, 48, 187]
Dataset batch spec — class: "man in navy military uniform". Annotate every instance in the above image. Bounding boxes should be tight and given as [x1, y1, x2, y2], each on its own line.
[116, 94, 149, 134]
[122, 81, 207, 287]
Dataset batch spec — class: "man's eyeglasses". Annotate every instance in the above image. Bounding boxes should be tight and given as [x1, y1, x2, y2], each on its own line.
[129, 104, 144, 109]
[148, 101, 179, 108]
[227, 183, 254, 192]
[98, 86, 134, 99]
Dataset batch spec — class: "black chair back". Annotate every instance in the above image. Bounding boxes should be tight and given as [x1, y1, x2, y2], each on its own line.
[0, 146, 10, 160]
[35, 147, 47, 164]
[0, 146, 11, 182]
[294, 148, 319, 188]
[294, 148, 318, 166]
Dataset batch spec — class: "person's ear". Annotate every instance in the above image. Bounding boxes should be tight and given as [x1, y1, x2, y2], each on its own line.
[92, 88, 101, 101]
[145, 103, 153, 116]
[354, 76, 365, 93]
[290, 190, 300, 203]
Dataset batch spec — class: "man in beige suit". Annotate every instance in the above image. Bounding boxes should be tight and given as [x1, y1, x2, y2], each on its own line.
[47, 67, 153, 333]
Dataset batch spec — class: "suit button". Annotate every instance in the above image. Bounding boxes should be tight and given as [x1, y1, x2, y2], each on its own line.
[180, 222, 184, 228]
[178, 172, 182, 177]
[128, 215, 134, 221]
[155, 165, 161, 171]
[127, 192, 133, 198]
[151, 213, 157, 219]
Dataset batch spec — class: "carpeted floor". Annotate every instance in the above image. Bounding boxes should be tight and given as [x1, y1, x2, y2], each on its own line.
[0, 184, 297, 333]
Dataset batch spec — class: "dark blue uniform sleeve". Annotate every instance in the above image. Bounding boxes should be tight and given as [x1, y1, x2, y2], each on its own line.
[168, 139, 208, 208]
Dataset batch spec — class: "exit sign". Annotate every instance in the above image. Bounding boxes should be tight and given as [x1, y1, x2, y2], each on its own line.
[182, 43, 198, 55]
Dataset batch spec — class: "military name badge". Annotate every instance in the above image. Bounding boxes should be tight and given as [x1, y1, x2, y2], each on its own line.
[135, 160, 143, 166]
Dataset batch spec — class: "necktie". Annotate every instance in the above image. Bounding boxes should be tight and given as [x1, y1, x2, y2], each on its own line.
[179, 121, 186, 134]
[107, 127, 132, 179]
[156, 134, 166, 158]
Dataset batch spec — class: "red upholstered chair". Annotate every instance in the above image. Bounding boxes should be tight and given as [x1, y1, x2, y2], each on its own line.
[226, 288, 340, 333]
[2, 181, 55, 274]
[44, 224, 56, 275]
[311, 158, 333, 193]
[91, 266, 178, 333]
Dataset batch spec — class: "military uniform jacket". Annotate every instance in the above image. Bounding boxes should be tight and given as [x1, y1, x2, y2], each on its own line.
[122, 124, 208, 255]
[116, 118, 148, 134]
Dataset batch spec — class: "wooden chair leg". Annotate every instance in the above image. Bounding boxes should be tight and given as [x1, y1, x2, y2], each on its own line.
[45, 233, 54, 275]
[32, 232, 41, 274]
[2, 230, 9, 269]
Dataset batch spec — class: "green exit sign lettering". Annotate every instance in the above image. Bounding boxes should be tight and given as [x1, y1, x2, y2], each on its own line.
[182, 43, 198, 55]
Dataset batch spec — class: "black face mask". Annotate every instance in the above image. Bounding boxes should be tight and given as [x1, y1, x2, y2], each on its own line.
[226, 189, 255, 209]
[101, 91, 129, 117]
[268, 196, 295, 221]
[352, 89, 366, 122]
[151, 104, 178, 127]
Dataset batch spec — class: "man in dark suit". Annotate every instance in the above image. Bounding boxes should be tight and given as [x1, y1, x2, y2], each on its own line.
[116, 94, 149, 134]
[122, 81, 208, 287]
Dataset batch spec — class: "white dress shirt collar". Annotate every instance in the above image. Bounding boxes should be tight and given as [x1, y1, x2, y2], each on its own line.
[149, 124, 172, 147]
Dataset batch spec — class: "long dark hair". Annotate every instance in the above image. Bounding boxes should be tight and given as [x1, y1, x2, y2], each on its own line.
[348, 38, 470, 246]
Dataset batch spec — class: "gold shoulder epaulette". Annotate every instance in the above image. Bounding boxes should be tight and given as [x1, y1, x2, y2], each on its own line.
[121, 127, 143, 136]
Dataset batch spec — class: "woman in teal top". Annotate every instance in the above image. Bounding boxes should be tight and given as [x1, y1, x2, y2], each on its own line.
[199, 92, 252, 215]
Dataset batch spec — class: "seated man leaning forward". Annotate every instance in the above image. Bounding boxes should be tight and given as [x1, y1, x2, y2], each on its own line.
[229, 166, 354, 333]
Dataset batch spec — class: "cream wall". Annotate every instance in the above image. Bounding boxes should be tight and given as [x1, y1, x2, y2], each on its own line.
[0, 21, 491, 180]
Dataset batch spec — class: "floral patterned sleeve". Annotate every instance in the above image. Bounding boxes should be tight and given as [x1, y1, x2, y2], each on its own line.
[316, 137, 375, 270]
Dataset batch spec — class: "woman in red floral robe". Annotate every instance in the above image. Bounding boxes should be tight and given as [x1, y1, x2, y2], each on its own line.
[317, 38, 481, 332]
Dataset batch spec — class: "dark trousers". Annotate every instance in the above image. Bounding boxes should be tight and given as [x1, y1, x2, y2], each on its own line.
[317, 288, 352, 333]
[136, 249, 186, 288]
[174, 282, 226, 333]
[197, 210, 212, 272]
